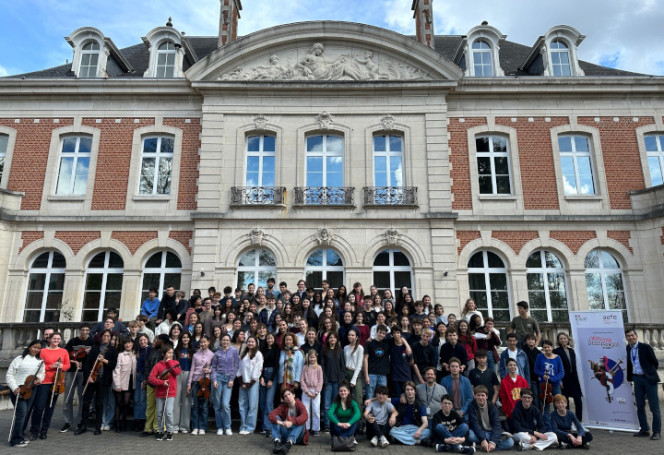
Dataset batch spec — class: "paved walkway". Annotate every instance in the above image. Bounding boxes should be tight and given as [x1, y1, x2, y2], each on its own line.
[0, 409, 659, 455]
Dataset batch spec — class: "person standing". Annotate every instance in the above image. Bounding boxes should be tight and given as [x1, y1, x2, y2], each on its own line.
[187, 336, 214, 435]
[238, 336, 264, 435]
[508, 301, 541, 348]
[149, 344, 182, 441]
[626, 329, 661, 440]
[173, 331, 193, 433]
[112, 337, 136, 432]
[301, 349, 323, 436]
[211, 333, 240, 435]
[61, 324, 94, 433]
[553, 332, 583, 421]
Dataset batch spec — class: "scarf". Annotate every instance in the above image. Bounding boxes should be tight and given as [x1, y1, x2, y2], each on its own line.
[283, 346, 299, 387]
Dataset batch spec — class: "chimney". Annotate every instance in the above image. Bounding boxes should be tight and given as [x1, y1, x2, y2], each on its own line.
[219, 0, 242, 47]
[412, 0, 434, 48]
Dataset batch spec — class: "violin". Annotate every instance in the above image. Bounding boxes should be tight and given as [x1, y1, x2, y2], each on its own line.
[158, 364, 178, 380]
[540, 376, 553, 413]
[69, 346, 88, 362]
[52, 360, 66, 395]
[18, 361, 43, 399]
[197, 363, 211, 399]
[89, 346, 109, 382]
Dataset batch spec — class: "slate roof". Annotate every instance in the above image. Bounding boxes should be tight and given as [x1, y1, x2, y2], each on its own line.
[8, 33, 643, 79]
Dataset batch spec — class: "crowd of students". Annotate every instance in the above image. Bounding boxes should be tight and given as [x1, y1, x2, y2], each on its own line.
[5, 279, 600, 452]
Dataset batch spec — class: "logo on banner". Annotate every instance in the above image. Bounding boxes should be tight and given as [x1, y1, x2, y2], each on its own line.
[588, 356, 624, 403]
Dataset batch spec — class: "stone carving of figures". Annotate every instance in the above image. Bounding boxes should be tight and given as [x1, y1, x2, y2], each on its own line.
[296, 42, 330, 79]
[251, 55, 292, 80]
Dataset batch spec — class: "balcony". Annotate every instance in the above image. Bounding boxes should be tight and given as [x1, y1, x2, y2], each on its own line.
[293, 187, 355, 207]
[230, 186, 286, 206]
[363, 186, 418, 207]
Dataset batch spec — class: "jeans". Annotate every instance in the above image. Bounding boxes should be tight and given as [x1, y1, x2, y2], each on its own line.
[634, 375, 662, 433]
[213, 373, 233, 430]
[30, 383, 57, 435]
[102, 385, 115, 427]
[468, 430, 515, 450]
[323, 382, 339, 428]
[366, 421, 390, 439]
[63, 370, 84, 426]
[156, 397, 175, 433]
[133, 372, 147, 419]
[435, 422, 469, 442]
[301, 392, 321, 431]
[190, 382, 210, 431]
[271, 420, 305, 444]
[331, 421, 358, 438]
[366, 374, 387, 399]
[239, 381, 260, 432]
[260, 376, 277, 434]
[173, 370, 191, 432]
[389, 424, 432, 445]
[10, 392, 36, 446]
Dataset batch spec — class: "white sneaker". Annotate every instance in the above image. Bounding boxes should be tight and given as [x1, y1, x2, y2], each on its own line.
[199, 430, 205, 435]
[191, 429, 199, 435]
[370, 436, 379, 447]
[217, 429, 224, 435]
[225, 429, 233, 436]
[380, 435, 390, 448]
[353, 438, 358, 445]
[239, 430, 250, 435]
[180, 429, 189, 434]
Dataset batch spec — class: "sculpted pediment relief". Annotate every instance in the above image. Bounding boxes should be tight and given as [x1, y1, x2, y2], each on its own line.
[218, 42, 430, 81]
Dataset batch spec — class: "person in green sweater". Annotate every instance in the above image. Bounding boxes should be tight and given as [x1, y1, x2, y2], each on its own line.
[328, 381, 361, 440]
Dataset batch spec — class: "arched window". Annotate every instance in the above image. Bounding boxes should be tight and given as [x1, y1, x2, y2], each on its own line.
[472, 40, 493, 77]
[558, 135, 595, 195]
[246, 135, 276, 187]
[237, 248, 277, 290]
[139, 135, 174, 195]
[645, 133, 664, 186]
[83, 251, 124, 322]
[550, 40, 572, 76]
[305, 249, 344, 290]
[526, 250, 568, 322]
[467, 251, 510, 321]
[372, 249, 413, 299]
[24, 251, 66, 322]
[156, 41, 176, 78]
[80, 41, 100, 78]
[475, 135, 511, 194]
[585, 250, 628, 321]
[306, 135, 344, 187]
[142, 251, 182, 302]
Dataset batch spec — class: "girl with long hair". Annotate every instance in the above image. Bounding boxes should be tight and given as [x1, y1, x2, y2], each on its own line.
[187, 336, 214, 435]
[112, 337, 136, 432]
[322, 332, 345, 432]
[259, 332, 279, 437]
[149, 345, 182, 441]
[211, 334, 239, 435]
[238, 336, 264, 435]
[343, 328, 364, 429]
[327, 382, 361, 440]
[301, 349, 323, 435]
[173, 331, 193, 434]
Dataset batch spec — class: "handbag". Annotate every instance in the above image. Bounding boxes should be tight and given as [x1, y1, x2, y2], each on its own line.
[331, 435, 356, 452]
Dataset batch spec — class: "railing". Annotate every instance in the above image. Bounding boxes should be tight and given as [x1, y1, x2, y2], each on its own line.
[230, 186, 286, 206]
[293, 186, 354, 206]
[363, 186, 418, 206]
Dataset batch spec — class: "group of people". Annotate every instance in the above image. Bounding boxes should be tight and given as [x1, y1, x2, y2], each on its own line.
[4, 279, 661, 452]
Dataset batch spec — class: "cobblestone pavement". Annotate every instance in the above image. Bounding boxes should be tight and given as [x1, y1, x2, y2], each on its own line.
[0, 409, 660, 455]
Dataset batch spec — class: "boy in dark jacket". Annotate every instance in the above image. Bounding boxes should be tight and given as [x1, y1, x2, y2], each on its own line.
[510, 388, 558, 451]
[432, 394, 474, 454]
[467, 385, 514, 451]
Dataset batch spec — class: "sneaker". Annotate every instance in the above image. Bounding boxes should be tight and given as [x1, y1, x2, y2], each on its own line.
[102, 425, 111, 431]
[180, 429, 189, 434]
[436, 444, 449, 453]
[461, 447, 476, 455]
[312, 431, 320, 437]
[353, 438, 358, 445]
[199, 430, 205, 435]
[74, 426, 87, 436]
[60, 423, 71, 433]
[239, 430, 250, 435]
[370, 436, 379, 447]
[282, 441, 293, 454]
[39, 433, 47, 440]
[500, 431, 512, 442]
[191, 429, 199, 435]
[273, 439, 282, 454]
[225, 429, 233, 436]
[155, 432, 164, 440]
[582, 442, 590, 450]
[517, 442, 525, 451]
[14, 441, 29, 448]
[380, 435, 390, 448]
[217, 429, 224, 435]
[558, 442, 568, 449]
[166, 433, 173, 441]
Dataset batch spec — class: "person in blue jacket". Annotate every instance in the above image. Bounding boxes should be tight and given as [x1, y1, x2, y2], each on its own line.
[440, 357, 473, 418]
[499, 333, 530, 385]
[141, 287, 161, 329]
[534, 340, 564, 418]
[549, 394, 592, 449]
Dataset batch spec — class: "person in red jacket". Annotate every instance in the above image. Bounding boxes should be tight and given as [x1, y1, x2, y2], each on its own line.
[268, 388, 309, 454]
[149, 344, 181, 441]
[499, 358, 529, 422]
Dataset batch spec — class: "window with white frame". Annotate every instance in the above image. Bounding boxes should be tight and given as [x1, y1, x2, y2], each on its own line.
[23, 251, 66, 323]
[139, 135, 174, 195]
[558, 135, 595, 195]
[246, 135, 276, 187]
[467, 251, 510, 322]
[526, 250, 569, 322]
[373, 135, 404, 187]
[550, 40, 572, 77]
[0, 134, 7, 183]
[141, 251, 182, 302]
[645, 134, 664, 186]
[585, 249, 628, 322]
[156, 41, 176, 78]
[305, 249, 344, 290]
[372, 249, 413, 299]
[237, 248, 277, 290]
[476, 135, 511, 194]
[306, 135, 344, 187]
[472, 40, 494, 77]
[82, 251, 123, 322]
[56, 135, 92, 195]
[80, 41, 100, 78]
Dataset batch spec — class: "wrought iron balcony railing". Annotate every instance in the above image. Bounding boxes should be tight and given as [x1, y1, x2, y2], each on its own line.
[231, 186, 286, 206]
[363, 186, 418, 206]
[293, 187, 355, 206]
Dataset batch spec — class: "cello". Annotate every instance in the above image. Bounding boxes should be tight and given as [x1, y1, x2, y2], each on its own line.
[197, 363, 211, 399]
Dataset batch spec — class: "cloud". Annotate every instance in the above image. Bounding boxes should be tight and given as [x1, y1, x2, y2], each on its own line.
[0, 64, 8, 77]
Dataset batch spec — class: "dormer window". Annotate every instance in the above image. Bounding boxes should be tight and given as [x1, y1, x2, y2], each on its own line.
[80, 41, 100, 78]
[520, 26, 585, 77]
[66, 27, 111, 78]
[550, 40, 571, 76]
[457, 23, 505, 77]
[472, 40, 493, 77]
[143, 24, 184, 78]
[156, 41, 176, 77]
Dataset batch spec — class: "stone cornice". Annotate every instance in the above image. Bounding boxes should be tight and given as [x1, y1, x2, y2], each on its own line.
[0, 78, 197, 96]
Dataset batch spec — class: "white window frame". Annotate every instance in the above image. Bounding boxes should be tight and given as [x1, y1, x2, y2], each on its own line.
[156, 41, 176, 78]
[305, 134, 344, 187]
[141, 251, 182, 301]
[526, 250, 569, 322]
[558, 134, 595, 195]
[246, 134, 276, 187]
[467, 250, 511, 320]
[23, 251, 66, 323]
[80, 41, 100, 78]
[138, 135, 174, 195]
[550, 40, 572, 77]
[475, 134, 512, 195]
[373, 134, 404, 187]
[372, 249, 414, 300]
[55, 135, 93, 195]
[584, 249, 629, 320]
[304, 248, 345, 288]
[82, 251, 124, 322]
[644, 133, 664, 186]
[0, 129, 16, 188]
[472, 40, 494, 77]
[236, 248, 277, 290]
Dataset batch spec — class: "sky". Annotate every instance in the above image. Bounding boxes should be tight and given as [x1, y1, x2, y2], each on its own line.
[0, 0, 663, 77]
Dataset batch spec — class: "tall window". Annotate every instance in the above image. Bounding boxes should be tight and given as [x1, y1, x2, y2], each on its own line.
[645, 134, 664, 186]
[585, 250, 628, 321]
[373, 135, 403, 187]
[246, 135, 276, 187]
[467, 251, 510, 321]
[80, 41, 100, 78]
[306, 135, 344, 187]
[372, 249, 413, 298]
[476, 135, 511, 194]
[83, 251, 123, 322]
[0, 133, 7, 183]
[24, 251, 66, 322]
[156, 41, 176, 78]
[305, 249, 344, 290]
[472, 40, 493, 77]
[142, 251, 182, 302]
[526, 250, 568, 322]
[56, 135, 92, 195]
[139, 135, 174, 195]
[550, 40, 572, 76]
[237, 248, 277, 290]
[559, 135, 595, 195]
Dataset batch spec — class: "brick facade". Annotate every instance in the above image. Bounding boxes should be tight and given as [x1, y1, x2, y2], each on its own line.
[111, 231, 159, 255]
[164, 118, 200, 211]
[449, 118, 487, 210]
[54, 231, 101, 254]
[607, 230, 633, 254]
[550, 230, 597, 255]
[456, 230, 481, 255]
[492, 230, 539, 255]
[19, 231, 44, 253]
[169, 231, 193, 254]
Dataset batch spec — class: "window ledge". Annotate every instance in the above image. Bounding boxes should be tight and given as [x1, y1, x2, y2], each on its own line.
[564, 195, 603, 201]
[292, 204, 356, 209]
[478, 194, 517, 201]
[363, 204, 419, 209]
[230, 203, 286, 209]
[132, 195, 171, 202]
[47, 195, 85, 202]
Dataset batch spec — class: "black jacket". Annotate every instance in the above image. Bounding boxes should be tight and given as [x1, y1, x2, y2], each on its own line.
[83, 344, 118, 387]
[627, 342, 659, 384]
[553, 346, 582, 397]
[511, 400, 545, 435]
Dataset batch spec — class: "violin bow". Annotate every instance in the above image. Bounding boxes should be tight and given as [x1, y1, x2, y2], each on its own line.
[49, 357, 62, 408]
[7, 395, 18, 442]
[541, 375, 550, 415]
[64, 362, 81, 403]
